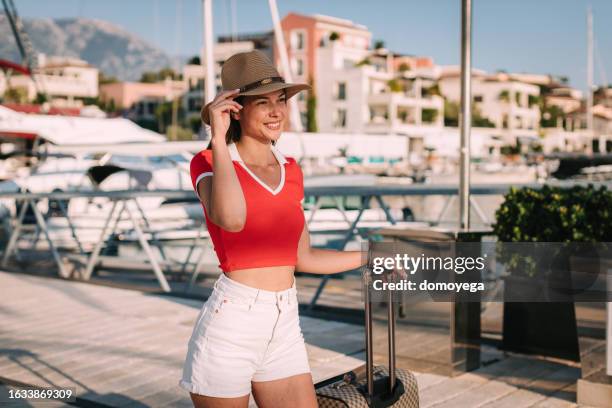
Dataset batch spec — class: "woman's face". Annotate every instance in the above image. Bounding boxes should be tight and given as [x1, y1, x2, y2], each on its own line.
[235, 90, 287, 143]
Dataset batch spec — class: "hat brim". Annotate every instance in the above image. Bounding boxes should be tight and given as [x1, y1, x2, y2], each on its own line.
[201, 82, 311, 125]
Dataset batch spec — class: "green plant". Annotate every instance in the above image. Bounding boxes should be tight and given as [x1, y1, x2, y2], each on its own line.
[498, 90, 510, 102]
[528, 94, 540, 108]
[306, 77, 318, 132]
[374, 40, 385, 50]
[3, 87, 28, 103]
[398, 62, 410, 72]
[495, 185, 612, 242]
[34, 93, 48, 104]
[444, 99, 459, 127]
[355, 58, 371, 67]
[422, 83, 441, 97]
[493, 185, 612, 276]
[500, 144, 520, 155]
[387, 79, 403, 93]
[421, 108, 438, 123]
[329, 32, 340, 41]
[540, 104, 565, 128]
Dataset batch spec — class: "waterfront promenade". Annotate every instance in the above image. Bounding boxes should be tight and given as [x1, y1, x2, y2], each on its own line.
[0, 271, 595, 407]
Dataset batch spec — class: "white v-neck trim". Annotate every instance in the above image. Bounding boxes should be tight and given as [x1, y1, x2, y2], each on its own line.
[228, 143, 286, 195]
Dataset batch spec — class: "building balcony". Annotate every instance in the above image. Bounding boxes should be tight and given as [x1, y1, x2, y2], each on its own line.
[367, 92, 443, 109]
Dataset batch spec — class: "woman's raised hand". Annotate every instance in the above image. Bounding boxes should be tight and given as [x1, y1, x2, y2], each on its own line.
[206, 89, 243, 141]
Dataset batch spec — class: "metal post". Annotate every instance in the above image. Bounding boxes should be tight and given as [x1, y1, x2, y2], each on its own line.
[1, 198, 30, 267]
[83, 200, 119, 280]
[57, 199, 85, 255]
[388, 288, 396, 391]
[364, 266, 374, 398]
[202, 0, 215, 104]
[459, 0, 472, 231]
[607, 301, 612, 376]
[29, 199, 69, 278]
[586, 7, 594, 148]
[125, 202, 171, 292]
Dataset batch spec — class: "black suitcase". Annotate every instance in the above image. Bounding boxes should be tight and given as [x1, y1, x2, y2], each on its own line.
[315, 268, 419, 407]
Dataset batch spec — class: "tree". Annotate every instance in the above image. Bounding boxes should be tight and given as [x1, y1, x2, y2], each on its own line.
[188, 55, 201, 65]
[158, 68, 179, 80]
[3, 87, 28, 103]
[140, 71, 158, 83]
[387, 79, 404, 93]
[540, 104, 565, 128]
[306, 77, 318, 132]
[472, 105, 495, 127]
[444, 99, 459, 127]
[34, 93, 48, 104]
[444, 99, 494, 127]
[374, 40, 385, 49]
[398, 62, 410, 72]
[99, 71, 118, 85]
[329, 31, 340, 41]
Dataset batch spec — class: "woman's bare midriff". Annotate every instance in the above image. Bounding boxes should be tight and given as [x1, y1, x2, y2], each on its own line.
[224, 265, 296, 291]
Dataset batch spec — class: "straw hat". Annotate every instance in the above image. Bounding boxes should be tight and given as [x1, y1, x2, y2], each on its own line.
[201, 50, 310, 125]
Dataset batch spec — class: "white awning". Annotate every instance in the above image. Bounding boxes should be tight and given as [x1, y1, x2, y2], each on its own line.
[0, 106, 165, 145]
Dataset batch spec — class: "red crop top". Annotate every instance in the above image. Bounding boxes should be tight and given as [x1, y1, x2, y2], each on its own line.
[189, 143, 305, 272]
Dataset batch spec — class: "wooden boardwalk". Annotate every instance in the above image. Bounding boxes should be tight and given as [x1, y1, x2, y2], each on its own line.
[0, 271, 595, 407]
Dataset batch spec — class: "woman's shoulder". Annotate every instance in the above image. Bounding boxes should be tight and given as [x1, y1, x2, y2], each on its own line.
[190, 149, 213, 172]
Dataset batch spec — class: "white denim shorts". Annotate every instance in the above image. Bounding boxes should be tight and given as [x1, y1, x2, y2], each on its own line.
[179, 273, 311, 398]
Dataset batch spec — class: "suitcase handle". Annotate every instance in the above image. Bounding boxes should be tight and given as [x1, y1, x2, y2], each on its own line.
[363, 264, 397, 399]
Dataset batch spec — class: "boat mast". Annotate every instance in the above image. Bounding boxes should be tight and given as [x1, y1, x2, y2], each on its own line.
[202, 0, 216, 107]
[268, 0, 304, 133]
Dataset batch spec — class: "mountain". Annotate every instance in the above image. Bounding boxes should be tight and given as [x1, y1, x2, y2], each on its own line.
[0, 14, 182, 81]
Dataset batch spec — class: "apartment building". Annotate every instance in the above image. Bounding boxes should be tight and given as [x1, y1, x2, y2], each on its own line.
[438, 69, 541, 138]
[281, 13, 443, 144]
[99, 78, 186, 121]
[2, 54, 98, 106]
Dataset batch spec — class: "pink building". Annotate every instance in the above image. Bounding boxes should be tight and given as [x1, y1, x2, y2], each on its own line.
[278, 13, 372, 85]
[100, 80, 187, 110]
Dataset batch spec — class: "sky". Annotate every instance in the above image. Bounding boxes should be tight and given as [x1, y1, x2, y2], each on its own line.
[11, 0, 612, 92]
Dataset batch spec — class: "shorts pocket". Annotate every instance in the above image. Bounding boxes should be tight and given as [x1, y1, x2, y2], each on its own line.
[192, 294, 225, 340]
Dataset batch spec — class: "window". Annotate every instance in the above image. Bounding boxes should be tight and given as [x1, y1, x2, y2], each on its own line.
[188, 97, 202, 111]
[334, 109, 347, 128]
[474, 95, 483, 103]
[336, 82, 346, 100]
[294, 58, 304, 76]
[291, 30, 305, 50]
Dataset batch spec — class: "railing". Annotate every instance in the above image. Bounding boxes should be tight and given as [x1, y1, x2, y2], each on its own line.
[0, 180, 610, 298]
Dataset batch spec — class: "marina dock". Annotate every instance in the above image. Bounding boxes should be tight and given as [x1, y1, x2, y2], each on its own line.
[0, 270, 594, 407]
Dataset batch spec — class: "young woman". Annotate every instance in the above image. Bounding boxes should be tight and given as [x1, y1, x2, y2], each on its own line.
[179, 50, 364, 408]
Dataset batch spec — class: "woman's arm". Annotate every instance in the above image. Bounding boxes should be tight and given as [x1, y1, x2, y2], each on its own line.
[198, 90, 246, 232]
[296, 223, 366, 274]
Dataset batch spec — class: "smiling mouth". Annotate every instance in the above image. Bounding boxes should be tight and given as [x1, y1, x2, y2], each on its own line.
[265, 122, 281, 130]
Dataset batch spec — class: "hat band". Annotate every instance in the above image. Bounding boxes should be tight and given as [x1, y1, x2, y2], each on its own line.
[239, 76, 285, 93]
